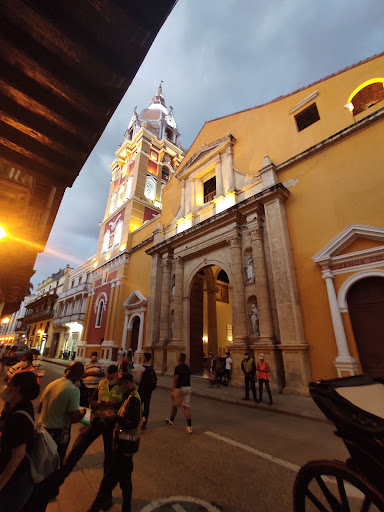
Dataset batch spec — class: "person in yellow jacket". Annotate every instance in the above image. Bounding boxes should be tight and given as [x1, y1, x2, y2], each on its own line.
[51, 364, 124, 507]
[241, 352, 258, 402]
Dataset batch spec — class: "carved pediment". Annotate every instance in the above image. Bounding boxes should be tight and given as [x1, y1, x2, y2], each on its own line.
[123, 290, 148, 309]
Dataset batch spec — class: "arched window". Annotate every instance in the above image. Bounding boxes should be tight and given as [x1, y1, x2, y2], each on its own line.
[114, 220, 123, 247]
[125, 175, 133, 201]
[161, 166, 170, 182]
[165, 127, 173, 141]
[96, 300, 104, 327]
[144, 175, 157, 201]
[347, 79, 384, 115]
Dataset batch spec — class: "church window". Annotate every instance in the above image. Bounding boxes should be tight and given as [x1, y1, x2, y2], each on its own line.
[151, 151, 158, 161]
[114, 220, 123, 247]
[96, 300, 104, 327]
[109, 193, 117, 214]
[125, 175, 133, 201]
[295, 103, 320, 132]
[165, 127, 173, 141]
[117, 185, 124, 208]
[102, 231, 110, 254]
[203, 176, 216, 203]
[144, 175, 157, 201]
[161, 167, 170, 182]
[349, 81, 384, 115]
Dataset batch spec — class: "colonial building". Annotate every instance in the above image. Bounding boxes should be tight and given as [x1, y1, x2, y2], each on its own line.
[80, 54, 384, 394]
[52, 257, 94, 359]
[77, 85, 184, 365]
[0, 295, 36, 345]
[23, 267, 70, 354]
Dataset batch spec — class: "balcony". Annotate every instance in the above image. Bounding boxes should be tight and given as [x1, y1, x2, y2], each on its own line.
[59, 282, 90, 300]
[53, 312, 85, 326]
[23, 309, 55, 324]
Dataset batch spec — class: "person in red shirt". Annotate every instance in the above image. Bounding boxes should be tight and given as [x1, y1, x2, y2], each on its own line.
[257, 353, 273, 405]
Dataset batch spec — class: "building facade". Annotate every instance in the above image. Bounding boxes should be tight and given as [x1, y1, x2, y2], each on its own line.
[23, 267, 70, 354]
[52, 257, 94, 359]
[81, 54, 384, 393]
[0, 295, 36, 345]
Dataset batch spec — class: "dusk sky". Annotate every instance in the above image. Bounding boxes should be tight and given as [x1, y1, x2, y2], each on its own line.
[31, 0, 384, 289]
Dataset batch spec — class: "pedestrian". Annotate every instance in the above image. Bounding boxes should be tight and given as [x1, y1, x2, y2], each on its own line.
[87, 372, 141, 512]
[0, 344, 8, 372]
[117, 347, 125, 366]
[165, 353, 193, 434]
[39, 361, 86, 465]
[5, 351, 36, 383]
[51, 364, 124, 509]
[257, 353, 273, 405]
[83, 351, 104, 406]
[241, 352, 257, 402]
[208, 352, 216, 388]
[0, 371, 40, 512]
[137, 352, 157, 430]
[224, 351, 232, 385]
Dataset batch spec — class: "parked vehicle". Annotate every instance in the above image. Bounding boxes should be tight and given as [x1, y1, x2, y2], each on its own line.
[5, 344, 29, 365]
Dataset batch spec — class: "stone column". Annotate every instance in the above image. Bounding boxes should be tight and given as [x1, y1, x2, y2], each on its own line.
[104, 281, 116, 341]
[180, 179, 186, 218]
[110, 279, 121, 344]
[171, 256, 184, 344]
[249, 218, 274, 341]
[229, 232, 248, 344]
[159, 253, 172, 345]
[145, 253, 162, 347]
[121, 311, 129, 351]
[134, 311, 145, 367]
[207, 288, 218, 355]
[214, 154, 223, 197]
[222, 144, 235, 193]
[263, 187, 311, 393]
[81, 290, 95, 341]
[322, 270, 357, 376]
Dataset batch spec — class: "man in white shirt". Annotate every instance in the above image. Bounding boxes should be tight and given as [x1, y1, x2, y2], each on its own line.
[224, 351, 232, 385]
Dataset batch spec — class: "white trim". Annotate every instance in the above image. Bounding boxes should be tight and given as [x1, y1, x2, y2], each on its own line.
[289, 91, 319, 114]
[338, 269, 384, 312]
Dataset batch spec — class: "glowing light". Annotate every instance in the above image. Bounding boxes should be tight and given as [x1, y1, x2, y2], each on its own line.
[0, 226, 7, 239]
[105, 253, 110, 261]
[154, 200, 162, 209]
[1, 317, 10, 324]
[119, 244, 126, 252]
[227, 336, 233, 342]
[344, 102, 354, 112]
[215, 193, 236, 214]
[93, 262, 97, 268]
[347, 78, 384, 105]
[37, 329, 42, 334]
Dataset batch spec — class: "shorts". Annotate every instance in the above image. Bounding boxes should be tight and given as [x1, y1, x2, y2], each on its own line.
[171, 386, 191, 408]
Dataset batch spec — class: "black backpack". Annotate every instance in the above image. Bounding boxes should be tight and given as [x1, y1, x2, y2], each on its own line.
[139, 365, 157, 392]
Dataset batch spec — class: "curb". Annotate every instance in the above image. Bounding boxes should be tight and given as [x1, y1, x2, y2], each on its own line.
[41, 358, 326, 424]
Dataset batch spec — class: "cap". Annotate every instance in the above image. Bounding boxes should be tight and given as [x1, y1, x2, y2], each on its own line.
[259, 353, 265, 359]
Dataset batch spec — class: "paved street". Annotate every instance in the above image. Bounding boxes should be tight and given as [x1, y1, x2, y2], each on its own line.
[2, 361, 349, 512]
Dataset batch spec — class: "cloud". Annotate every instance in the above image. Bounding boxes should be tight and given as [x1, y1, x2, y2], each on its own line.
[31, 0, 384, 288]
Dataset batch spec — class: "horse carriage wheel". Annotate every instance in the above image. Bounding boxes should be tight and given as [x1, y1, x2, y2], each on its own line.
[293, 460, 384, 512]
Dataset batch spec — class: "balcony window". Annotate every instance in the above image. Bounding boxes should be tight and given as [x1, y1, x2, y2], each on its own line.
[203, 176, 216, 203]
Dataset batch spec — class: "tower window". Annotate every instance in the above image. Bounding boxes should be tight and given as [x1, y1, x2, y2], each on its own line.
[162, 167, 170, 182]
[295, 103, 320, 132]
[165, 128, 173, 141]
[203, 176, 216, 203]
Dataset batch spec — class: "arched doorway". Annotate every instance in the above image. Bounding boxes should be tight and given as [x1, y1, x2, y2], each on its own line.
[131, 316, 140, 353]
[347, 277, 384, 377]
[189, 265, 232, 374]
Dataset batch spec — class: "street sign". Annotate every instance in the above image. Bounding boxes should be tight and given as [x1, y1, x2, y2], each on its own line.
[140, 495, 222, 512]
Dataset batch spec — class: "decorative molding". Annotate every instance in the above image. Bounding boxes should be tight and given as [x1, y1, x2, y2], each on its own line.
[338, 269, 384, 312]
[289, 91, 319, 114]
[91, 251, 130, 278]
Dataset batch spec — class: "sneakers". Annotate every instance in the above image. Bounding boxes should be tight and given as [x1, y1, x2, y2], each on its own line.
[165, 418, 174, 426]
[186, 426, 193, 434]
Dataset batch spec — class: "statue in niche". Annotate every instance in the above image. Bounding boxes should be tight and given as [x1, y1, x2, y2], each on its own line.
[250, 303, 259, 336]
[245, 254, 255, 282]
[170, 274, 175, 298]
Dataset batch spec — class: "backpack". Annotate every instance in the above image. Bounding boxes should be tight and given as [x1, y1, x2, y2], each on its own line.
[15, 410, 60, 483]
[139, 365, 157, 392]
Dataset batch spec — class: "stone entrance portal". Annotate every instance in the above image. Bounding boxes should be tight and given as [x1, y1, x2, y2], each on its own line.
[189, 265, 232, 374]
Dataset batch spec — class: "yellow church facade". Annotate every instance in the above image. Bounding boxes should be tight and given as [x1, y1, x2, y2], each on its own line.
[78, 53, 384, 394]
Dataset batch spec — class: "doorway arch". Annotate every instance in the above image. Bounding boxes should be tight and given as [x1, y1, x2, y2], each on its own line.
[347, 276, 384, 377]
[189, 265, 232, 374]
[131, 316, 140, 353]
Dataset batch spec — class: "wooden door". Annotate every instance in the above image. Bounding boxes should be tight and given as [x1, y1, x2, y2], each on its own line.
[348, 277, 384, 377]
[189, 274, 204, 374]
[131, 316, 140, 353]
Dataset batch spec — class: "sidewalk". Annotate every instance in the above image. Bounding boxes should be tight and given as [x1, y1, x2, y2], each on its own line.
[42, 356, 326, 423]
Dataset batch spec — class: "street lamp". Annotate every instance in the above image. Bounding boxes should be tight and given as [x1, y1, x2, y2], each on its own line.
[1, 317, 10, 324]
[0, 226, 7, 240]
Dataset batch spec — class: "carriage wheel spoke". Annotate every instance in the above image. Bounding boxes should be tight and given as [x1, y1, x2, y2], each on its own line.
[360, 496, 372, 512]
[336, 477, 350, 512]
[306, 489, 331, 512]
[315, 476, 341, 510]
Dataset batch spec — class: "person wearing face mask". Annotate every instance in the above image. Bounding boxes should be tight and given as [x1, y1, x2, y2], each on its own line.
[0, 372, 40, 512]
[5, 351, 36, 384]
[51, 365, 124, 509]
[257, 353, 273, 405]
[82, 351, 104, 407]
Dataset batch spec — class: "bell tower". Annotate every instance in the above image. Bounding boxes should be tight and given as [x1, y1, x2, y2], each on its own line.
[94, 83, 184, 264]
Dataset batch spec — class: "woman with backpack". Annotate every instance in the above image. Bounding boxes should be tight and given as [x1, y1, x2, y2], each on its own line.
[0, 371, 40, 511]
